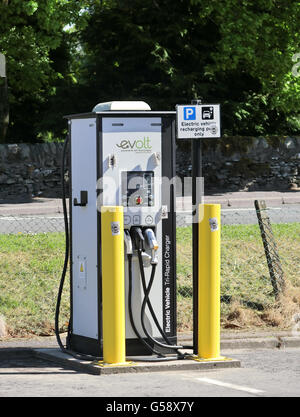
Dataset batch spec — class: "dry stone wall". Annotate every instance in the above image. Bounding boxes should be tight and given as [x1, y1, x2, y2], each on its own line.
[0, 143, 64, 201]
[1, 137, 300, 201]
[176, 136, 300, 192]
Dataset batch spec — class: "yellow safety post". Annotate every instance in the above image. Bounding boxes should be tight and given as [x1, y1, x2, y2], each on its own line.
[198, 203, 222, 360]
[99, 206, 127, 366]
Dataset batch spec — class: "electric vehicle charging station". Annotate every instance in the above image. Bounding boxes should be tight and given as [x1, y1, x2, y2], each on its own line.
[53, 99, 241, 372]
[63, 101, 179, 358]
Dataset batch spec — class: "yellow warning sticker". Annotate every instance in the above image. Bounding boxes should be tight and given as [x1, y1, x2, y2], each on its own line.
[78, 257, 87, 290]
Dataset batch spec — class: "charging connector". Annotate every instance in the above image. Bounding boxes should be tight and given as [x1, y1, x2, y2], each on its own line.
[144, 228, 159, 265]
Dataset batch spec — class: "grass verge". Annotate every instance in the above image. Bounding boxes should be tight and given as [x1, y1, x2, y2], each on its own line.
[0, 223, 300, 338]
[177, 223, 300, 331]
[0, 233, 69, 337]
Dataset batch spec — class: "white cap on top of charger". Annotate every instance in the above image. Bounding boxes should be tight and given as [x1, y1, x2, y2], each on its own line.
[92, 101, 151, 112]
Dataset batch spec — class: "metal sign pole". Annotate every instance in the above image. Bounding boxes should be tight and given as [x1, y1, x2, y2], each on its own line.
[176, 98, 220, 355]
[0, 53, 6, 78]
[191, 99, 203, 354]
[0, 53, 8, 143]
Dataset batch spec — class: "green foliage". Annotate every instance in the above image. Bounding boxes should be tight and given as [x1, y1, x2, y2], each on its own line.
[75, 0, 300, 136]
[0, 0, 88, 141]
[2, 0, 300, 141]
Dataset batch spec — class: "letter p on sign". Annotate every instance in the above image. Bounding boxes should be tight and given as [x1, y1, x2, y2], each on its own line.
[184, 106, 196, 120]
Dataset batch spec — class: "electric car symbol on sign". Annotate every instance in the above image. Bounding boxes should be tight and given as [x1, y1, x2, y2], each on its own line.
[202, 110, 212, 119]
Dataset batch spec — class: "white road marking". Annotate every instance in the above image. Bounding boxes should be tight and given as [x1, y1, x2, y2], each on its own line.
[0, 216, 63, 220]
[196, 377, 265, 395]
[176, 207, 283, 214]
[222, 207, 282, 212]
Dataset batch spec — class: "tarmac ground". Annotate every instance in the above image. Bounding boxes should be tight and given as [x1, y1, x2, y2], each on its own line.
[0, 190, 300, 215]
[1, 329, 299, 374]
[0, 191, 300, 232]
[0, 331, 300, 397]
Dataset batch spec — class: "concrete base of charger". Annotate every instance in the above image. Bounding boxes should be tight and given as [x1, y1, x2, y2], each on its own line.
[34, 348, 241, 375]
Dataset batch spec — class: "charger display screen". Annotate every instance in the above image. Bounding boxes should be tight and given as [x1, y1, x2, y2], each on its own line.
[121, 171, 154, 207]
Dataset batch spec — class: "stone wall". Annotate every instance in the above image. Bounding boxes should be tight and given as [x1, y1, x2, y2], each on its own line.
[1, 137, 300, 201]
[0, 143, 64, 201]
[176, 136, 300, 192]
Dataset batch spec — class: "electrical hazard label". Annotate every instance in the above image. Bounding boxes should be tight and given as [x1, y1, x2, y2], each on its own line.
[78, 257, 87, 290]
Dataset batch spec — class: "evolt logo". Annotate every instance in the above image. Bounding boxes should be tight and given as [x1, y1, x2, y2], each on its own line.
[116, 137, 152, 151]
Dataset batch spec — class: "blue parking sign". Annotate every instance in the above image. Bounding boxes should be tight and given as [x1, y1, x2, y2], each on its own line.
[183, 106, 196, 120]
[177, 103, 220, 139]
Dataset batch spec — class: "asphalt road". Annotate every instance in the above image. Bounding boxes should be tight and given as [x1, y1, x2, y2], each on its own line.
[222, 205, 300, 225]
[0, 215, 65, 234]
[0, 205, 300, 234]
[0, 348, 299, 397]
[1, 191, 300, 233]
[177, 204, 300, 226]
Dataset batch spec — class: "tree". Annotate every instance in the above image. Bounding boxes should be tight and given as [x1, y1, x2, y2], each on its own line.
[0, 0, 88, 142]
[191, 0, 300, 134]
[77, 0, 300, 136]
[3, 0, 300, 140]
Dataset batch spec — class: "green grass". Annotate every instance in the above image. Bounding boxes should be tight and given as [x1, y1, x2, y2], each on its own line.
[1, 223, 300, 337]
[0, 233, 69, 336]
[176, 223, 300, 331]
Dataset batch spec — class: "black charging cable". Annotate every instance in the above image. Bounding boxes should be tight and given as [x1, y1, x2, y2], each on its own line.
[55, 134, 70, 354]
[137, 250, 174, 346]
[127, 253, 168, 358]
[137, 250, 185, 358]
[55, 135, 101, 362]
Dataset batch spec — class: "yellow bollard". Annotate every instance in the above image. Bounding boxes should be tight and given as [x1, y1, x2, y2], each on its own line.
[198, 204, 222, 360]
[100, 206, 127, 365]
